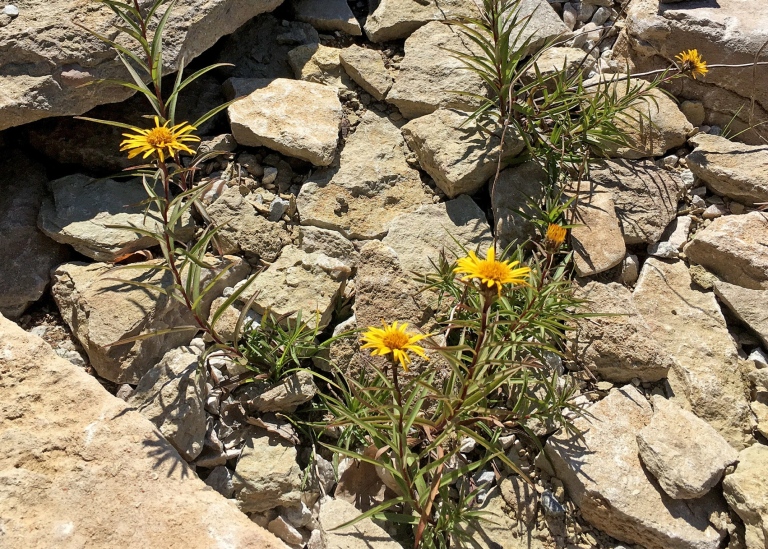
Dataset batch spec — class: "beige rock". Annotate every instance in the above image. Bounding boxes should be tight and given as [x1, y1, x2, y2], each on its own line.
[229, 78, 342, 166]
[234, 431, 304, 513]
[680, 100, 706, 127]
[633, 258, 754, 449]
[0, 151, 68, 318]
[637, 396, 739, 500]
[245, 370, 318, 413]
[586, 75, 692, 159]
[714, 282, 768, 348]
[523, 47, 595, 87]
[297, 111, 431, 239]
[684, 212, 768, 290]
[288, 44, 349, 88]
[339, 45, 393, 100]
[292, 0, 361, 36]
[723, 444, 768, 549]
[571, 280, 673, 383]
[545, 386, 726, 549]
[386, 22, 486, 119]
[127, 345, 206, 461]
[0, 315, 284, 549]
[402, 108, 525, 197]
[0, 0, 283, 131]
[571, 192, 626, 276]
[363, 0, 476, 42]
[52, 256, 249, 384]
[318, 497, 403, 549]
[687, 134, 768, 206]
[39, 174, 194, 262]
[382, 195, 493, 276]
[492, 161, 547, 249]
[589, 159, 684, 244]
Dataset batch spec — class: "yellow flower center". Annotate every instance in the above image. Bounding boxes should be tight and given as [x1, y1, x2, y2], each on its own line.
[382, 330, 410, 350]
[476, 261, 508, 284]
[145, 126, 175, 148]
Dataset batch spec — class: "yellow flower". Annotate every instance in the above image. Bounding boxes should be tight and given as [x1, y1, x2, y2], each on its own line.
[545, 223, 567, 248]
[361, 321, 429, 371]
[675, 49, 708, 79]
[454, 246, 531, 296]
[120, 116, 200, 162]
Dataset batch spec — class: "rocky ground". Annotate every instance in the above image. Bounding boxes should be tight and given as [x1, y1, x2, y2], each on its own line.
[1, 0, 767, 548]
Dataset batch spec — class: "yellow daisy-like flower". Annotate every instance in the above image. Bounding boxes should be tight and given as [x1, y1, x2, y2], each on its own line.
[454, 246, 531, 296]
[120, 116, 200, 162]
[361, 321, 429, 371]
[675, 49, 708, 79]
[545, 223, 567, 248]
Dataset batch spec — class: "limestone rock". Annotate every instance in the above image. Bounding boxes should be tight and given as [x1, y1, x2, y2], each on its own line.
[245, 370, 318, 413]
[0, 315, 284, 549]
[0, 151, 68, 319]
[128, 345, 207, 461]
[402, 108, 525, 197]
[297, 111, 431, 239]
[363, 0, 476, 42]
[570, 280, 673, 383]
[522, 47, 595, 87]
[229, 78, 342, 166]
[684, 212, 768, 290]
[624, 0, 768, 144]
[339, 45, 393, 101]
[234, 431, 304, 512]
[39, 174, 194, 262]
[589, 159, 684, 245]
[633, 258, 754, 449]
[492, 161, 546, 249]
[297, 226, 360, 268]
[386, 22, 486, 119]
[52, 256, 249, 384]
[288, 44, 348, 88]
[587, 76, 692, 159]
[216, 14, 319, 81]
[722, 444, 768, 549]
[382, 195, 493, 276]
[637, 396, 739, 500]
[571, 192, 626, 276]
[239, 245, 352, 330]
[318, 497, 403, 549]
[687, 134, 768, 206]
[0, 0, 283, 131]
[714, 282, 768, 348]
[292, 0, 361, 36]
[648, 216, 692, 259]
[545, 386, 726, 549]
[206, 186, 288, 264]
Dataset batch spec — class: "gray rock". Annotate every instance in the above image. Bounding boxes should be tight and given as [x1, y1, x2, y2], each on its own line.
[386, 22, 486, 119]
[297, 111, 431, 239]
[545, 386, 727, 549]
[205, 466, 235, 498]
[245, 370, 317, 413]
[234, 431, 304, 512]
[268, 515, 304, 546]
[0, 0, 283, 131]
[52, 256, 249, 384]
[292, 0, 361, 36]
[714, 282, 768, 348]
[402, 108, 525, 197]
[492, 161, 546, 249]
[571, 191, 626, 276]
[0, 152, 68, 319]
[318, 497, 403, 549]
[647, 216, 692, 259]
[684, 212, 768, 290]
[128, 345, 206, 461]
[363, 0, 476, 42]
[339, 45, 393, 101]
[722, 444, 768, 549]
[229, 78, 342, 166]
[687, 133, 768, 206]
[38, 174, 194, 262]
[0, 316, 284, 549]
[382, 195, 493, 276]
[637, 396, 739, 500]
[619, 254, 640, 285]
[589, 159, 684, 245]
[570, 280, 673, 383]
[297, 226, 359, 267]
[633, 258, 754, 450]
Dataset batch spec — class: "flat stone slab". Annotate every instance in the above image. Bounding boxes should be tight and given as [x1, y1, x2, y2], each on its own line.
[229, 78, 342, 166]
[363, 0, 476, 42]
[291, 0, 361, 36]
[570, 191, 626, 276]
[339, 45, 393, 100]
[0, 314, 283, 549]
[714, 281, 768, 348]
[723, 444, 768, 549]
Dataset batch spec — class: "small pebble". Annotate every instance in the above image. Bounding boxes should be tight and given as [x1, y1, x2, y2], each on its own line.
[262, 166, 278, 186]
[702, 203, 728, 219]
[680, 169, 696, 189]
[591, 6, 610, 25]
[4, 4, 19, 17]
[541, 490, 565, 518]
[459, 437, 477, 454]
[748, 348, 768, 367]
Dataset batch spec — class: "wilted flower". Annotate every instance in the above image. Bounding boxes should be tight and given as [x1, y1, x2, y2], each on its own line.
[120, 116, 200, 161]
[544, 223, 567, 250]
[361, 321, 429, 371]
[454, 246, 531, 296]
[675, 49, 708, 79]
